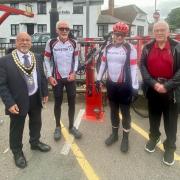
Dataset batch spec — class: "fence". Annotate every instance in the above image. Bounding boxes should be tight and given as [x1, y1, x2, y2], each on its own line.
[0, 36, 179, 87]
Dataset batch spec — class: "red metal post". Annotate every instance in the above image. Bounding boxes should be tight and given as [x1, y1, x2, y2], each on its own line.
[175, 34, 180, 41]
[0, 12, 11, 25]
[82, 38, 104, 122]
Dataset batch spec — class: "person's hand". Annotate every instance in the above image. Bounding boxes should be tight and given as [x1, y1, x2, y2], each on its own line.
[68, 73, 76, 81]
[48, 76, 57, 86]
[154, 83, 167, 93]
[8, 104, 19, 114]
[42, 96, 48, 104]
[132, 89, 138, 103]
[95, 80, 101, 93]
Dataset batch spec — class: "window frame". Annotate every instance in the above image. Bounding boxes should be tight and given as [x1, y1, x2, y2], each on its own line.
[137, 26, 144, 36]
[98, 24, 108, 37]
[11, 24, 19, 36]
[73, 5, 83, 14]
[73, 25, 83, 38]
[37, 2, 47, 15]
[37, 24, 47, 33]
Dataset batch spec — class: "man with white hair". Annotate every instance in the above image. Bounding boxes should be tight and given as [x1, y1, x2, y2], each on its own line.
[44, 20, 82, 140]
[140, 20, 180, 166]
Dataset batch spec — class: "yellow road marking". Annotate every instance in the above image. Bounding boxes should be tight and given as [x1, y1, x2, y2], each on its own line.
[131, 121, 180, 161]
[61, 123, 99, 180]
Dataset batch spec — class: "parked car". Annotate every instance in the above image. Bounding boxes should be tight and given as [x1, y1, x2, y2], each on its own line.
[32, 33, 50, 43]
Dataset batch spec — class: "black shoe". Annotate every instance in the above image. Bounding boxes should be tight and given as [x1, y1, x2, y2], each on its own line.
[105, 133, 118, 146]
[13, 151, 27, 169]
[31, 142, 51, 152]
[69, 127, 82, 139]
[54, 127, 61, 141]
[163, 150, 175, 166]
[120, 136, 129, 153]
[145, 138, 161, 153]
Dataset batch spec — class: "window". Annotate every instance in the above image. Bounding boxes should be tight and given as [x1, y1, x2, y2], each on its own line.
[11, 24, 19, 36]
[73, 6, 83, 14]
[10, 3, 19, 15]
[98, 25, 108, 37]
[37, 2, 46, 14]
[73, 25, 83, 37]
[37, 24, 47, 33]
[10, 3, 19, 9]
[137, 26, 144, 36]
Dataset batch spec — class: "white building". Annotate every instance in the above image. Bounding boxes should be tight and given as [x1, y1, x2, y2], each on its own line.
[100, 1, 149, 37]
[0, 0, 149, 43]
[0, 0, 104, 43]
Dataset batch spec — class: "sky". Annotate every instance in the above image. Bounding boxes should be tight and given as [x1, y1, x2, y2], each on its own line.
[101, 0, 180, 22]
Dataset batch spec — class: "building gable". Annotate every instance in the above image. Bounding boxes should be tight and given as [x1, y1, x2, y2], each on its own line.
[102, 4, 147, 24]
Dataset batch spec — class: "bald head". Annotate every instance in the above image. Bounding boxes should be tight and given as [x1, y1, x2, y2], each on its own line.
[56, 20, 70, 41]
[153, 20, 170, 43]
[153, 20, 170, 33]
[16, 32, 31, 41]
[56, 20, 69, 30]
[16, 32, 32, 54]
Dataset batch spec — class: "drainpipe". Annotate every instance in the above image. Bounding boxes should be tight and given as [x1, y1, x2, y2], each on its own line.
[50, 0, 59, 38]
[86, 0, 90, 38]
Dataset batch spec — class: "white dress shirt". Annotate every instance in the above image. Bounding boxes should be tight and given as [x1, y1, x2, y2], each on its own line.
[16, 50, 38, 96]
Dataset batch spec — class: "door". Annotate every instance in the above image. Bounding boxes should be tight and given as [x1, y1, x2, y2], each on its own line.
[27, 24, 34, 35]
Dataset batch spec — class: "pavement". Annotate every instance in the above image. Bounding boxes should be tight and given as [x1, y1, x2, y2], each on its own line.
[0, 94, 180, 180]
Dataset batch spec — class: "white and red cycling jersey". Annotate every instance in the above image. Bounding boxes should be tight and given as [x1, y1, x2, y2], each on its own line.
[97, 42, 139, 90]
[44, 37, 79, 79]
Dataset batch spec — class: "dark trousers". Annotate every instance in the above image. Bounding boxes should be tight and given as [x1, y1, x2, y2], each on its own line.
[9, 92, 42, 154]
[147, 87, 178, 151]
[106, 80, 132, 130]
[53, 79, 76, 129]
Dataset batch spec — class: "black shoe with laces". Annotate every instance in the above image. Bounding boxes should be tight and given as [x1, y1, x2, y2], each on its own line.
[13, 151, 27, 169]
[69, 127, 82, 139]
[145, 138, 161, 153]
[105, 133, 118, 146]
[163, 150, 175, 166]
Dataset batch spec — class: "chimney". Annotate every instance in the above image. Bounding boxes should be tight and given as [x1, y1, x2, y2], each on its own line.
[109, 0, 114, 16]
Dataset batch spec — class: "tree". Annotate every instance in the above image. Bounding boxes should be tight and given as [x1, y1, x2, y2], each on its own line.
[166, 7, 180, 30]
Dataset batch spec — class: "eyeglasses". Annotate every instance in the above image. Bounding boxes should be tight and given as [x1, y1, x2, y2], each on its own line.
[154, 29, 166, 33]
[58, 27, 70, 32]
[17, 38, 31, 42]
[113, 32, 126, 37]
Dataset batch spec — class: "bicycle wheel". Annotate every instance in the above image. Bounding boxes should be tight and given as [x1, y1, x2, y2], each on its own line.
[131, 95, 148, 118]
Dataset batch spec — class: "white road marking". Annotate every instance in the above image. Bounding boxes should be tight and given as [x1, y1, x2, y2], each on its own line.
[60, 109, 85, 155]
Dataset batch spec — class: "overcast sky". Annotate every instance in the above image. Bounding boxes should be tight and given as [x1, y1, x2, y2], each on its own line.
[102, 0, 180, 22]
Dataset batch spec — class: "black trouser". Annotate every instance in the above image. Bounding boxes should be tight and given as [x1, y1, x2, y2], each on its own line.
[106, 80, 132, 131]
[10, 92, 42, 154]
[147, 87, 178, 151]
[53, 78, 76, 129]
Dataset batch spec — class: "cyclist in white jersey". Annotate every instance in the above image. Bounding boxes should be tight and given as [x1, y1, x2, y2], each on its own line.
[96, 22, 139, 152]
[44, 20, 82, 140]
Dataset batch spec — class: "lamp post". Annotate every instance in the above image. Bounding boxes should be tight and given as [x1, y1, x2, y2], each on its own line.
[50, 0, 59, 38]
[86, 0, 90, 38]
[153, 0, 160, 22]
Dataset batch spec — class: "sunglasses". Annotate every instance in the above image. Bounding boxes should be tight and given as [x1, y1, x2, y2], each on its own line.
[114, 32, 126, 37]
[58, 27, 70, 32]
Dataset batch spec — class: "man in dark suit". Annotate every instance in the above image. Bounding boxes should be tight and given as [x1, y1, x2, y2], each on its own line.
[0, 32, 51, 169]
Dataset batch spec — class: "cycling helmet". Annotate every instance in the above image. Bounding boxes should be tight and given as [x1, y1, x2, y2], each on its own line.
[113, 22, 129, 35]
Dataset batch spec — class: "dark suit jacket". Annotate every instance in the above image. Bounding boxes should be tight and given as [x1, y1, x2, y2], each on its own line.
[0, 51, 48, 116]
